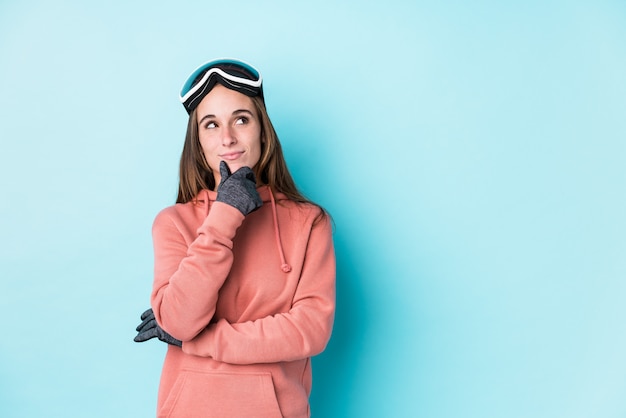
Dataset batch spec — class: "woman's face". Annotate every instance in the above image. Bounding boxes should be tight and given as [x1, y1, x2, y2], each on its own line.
[196, 84, 262, 188]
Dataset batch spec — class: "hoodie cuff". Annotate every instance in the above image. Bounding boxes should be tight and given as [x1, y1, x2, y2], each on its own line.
[181, 320, 221, 358]
[197, 201, 246, 239]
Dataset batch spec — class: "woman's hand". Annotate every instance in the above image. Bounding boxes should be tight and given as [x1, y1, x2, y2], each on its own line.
[134, 308, 182, 347]
[216, 161, 262, 215]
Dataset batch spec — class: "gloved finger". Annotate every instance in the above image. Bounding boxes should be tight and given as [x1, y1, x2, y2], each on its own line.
[226, 167, 255, 187]
[219, 160, 231, 181]
[140, 308, 154, 320]
[230, 165, 250, 176]
[136, 318, 157, 333]
[137, 310, 155, 330]
[244, 169, 256, 183]
[134, 326, 159, 343]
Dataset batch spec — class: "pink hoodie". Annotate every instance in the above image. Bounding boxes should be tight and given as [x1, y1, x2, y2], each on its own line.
[150, 186, 336, 418]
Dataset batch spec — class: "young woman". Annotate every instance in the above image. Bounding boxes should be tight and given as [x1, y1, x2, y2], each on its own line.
[134, 58, 336, 418]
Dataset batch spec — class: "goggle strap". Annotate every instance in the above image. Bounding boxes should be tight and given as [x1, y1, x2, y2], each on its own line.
[180, 67, 262, 103]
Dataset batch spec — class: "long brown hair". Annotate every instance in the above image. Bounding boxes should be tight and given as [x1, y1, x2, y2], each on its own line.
[176, 95, 322, 213]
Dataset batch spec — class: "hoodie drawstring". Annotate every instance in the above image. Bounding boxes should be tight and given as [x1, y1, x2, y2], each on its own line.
[268, 187, 292, 273]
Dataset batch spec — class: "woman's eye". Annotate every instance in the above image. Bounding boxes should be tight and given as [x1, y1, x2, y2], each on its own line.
[205, 121, 217, 129]
[235, 117, 248, 125]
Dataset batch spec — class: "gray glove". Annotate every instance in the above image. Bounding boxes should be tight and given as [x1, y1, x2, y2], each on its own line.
[216, 161, 262, 216]
[134, 308, 182, 347]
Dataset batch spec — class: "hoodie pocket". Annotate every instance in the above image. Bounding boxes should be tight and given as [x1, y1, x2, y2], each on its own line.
[159, 369, 282, 418]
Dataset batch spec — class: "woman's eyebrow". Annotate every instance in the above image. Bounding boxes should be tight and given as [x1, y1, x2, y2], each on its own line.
[198, 109, 254, 124]
[232, 109, 254, 115]
[198, 114, 216, 125]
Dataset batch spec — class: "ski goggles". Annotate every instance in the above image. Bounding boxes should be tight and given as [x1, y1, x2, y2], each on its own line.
[179, 58, 264, 114]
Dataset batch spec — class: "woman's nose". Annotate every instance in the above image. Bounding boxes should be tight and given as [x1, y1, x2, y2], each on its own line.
[221, 126, 236, 146]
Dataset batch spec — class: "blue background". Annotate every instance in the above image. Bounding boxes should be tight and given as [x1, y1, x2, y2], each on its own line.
[1, 1, 625, 417]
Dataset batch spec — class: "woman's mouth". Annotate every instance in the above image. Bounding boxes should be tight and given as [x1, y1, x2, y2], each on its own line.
[219, 151, 244, 161]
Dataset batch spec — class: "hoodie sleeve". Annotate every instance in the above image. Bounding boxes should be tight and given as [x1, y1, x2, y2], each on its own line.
[181, 212, 336, 364]
[150, 201, 245, 342]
